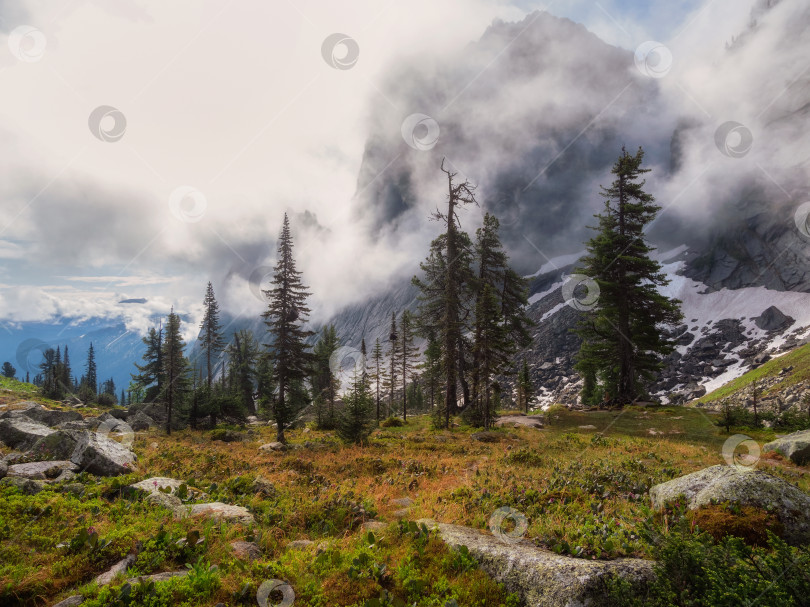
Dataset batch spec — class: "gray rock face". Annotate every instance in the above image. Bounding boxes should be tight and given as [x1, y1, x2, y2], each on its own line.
[0, 460, 7, 479]
[7, 460, 78, 480]
[0, 416, 55, 449]
[754, 306, 794, 331]
[495, 415, 544, 429]
[0, 476, 45, 494]
[95, 554, 136, 586]
[128, 411, 155, 431]
[70, 431, 136, 476]
[52, 596, 85, 607]
[184, 502, 255, 525]
[650, 465, 810, 545]
[24, 430, 84, 461]
[764, 430, 810, 465]
[419, 519, 653, 607]
[20, 407, 82, 427]
[231, 540, 262, 561]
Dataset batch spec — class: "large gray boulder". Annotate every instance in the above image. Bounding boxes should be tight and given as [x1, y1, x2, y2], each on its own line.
[20, 407, 82, 427]
[23, 429, 84, 461]
[764, 430, 810, 466]
[70, 431, 136, 476]
[754, 306, 794, 331]
[128, 411, 156, 431]
[419, 519, 653, 607]
[650, 465, 810, 545]
[184, 502, 255, 525]
[7, 460, 78, 480]
[0, 415, 55, 449]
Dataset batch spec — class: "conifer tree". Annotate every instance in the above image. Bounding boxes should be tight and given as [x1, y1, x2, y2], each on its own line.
[369, 338, 387, 422]
[337, 367, 375, 445]
[1, 362, 15, 379]
[413, 160, 478, 428]
[399, 310, 418, 421]
[62, 346, 71, 395]
[420, 335, 442, 410]
[473, 284, 511, 428]
[574, 147, 682, 405]
[383, 312, 399, 418]
[132, 325, 164, 402]
[227, 329, 260, 415]
[162, 308, 189, 434]
[313, 324, 340, 429]
[199, 282, 225, 391]
[516, 360, 534, 413]
[85, 343, 97, 395]
[360, 337, 369, 388]
[262, 213, 314, 443]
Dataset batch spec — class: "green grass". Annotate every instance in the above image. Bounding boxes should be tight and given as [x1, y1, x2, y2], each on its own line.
[698, 343, 810, 405]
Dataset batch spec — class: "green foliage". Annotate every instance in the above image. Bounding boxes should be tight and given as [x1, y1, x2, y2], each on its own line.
[337, 370, 376, 445]
[381, 416, 405, 428]
[608, 509, 810, 606]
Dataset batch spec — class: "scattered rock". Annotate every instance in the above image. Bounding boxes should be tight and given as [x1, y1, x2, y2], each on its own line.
[393, 509, 411, 518]
[0, 416, 55, 449]
[419, 519, 653, 606]
[361, 521, 387, 533]
[23, 429, 84, 462]
[252, 475, 276, 496]
[145, 491, 183, 511]
[764, 430, 810, 466]
[578, 425, 597, 430]
[287, 539, 315, 550]
[494, 415, 544, 429]
[128, 412, 156, 431]
[126, 570, 187, 584]
[185, 502, 255, 525]
[0, 476, 45, 494]
[230, 540, 262, 561]
[70, 431, 136, 476]
[52, 596, 85, 607]
[471, 431, 503, 443]
[129, 477, 200, 499]
[62, 483, 86, 496]
[22, 407, 82, 427]
[7, 460, 78, 480]
[392, 497, 414, 508]
[754, 306, 794, 332]
[650, 465, 810, 545]
[0, 460, 7, 479]
[259, 442, 287, 452]
[95, 554, 136, 586]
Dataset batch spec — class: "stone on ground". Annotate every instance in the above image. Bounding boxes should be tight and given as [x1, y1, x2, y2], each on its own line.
[649, 465, 810, 545]
[419, 519, 653, 607]
[70, 431, 136, 476]
[184, 502, 255, 525]
[7, 460, 78, 480]
[95, 554, 136, 586]
[231, 540, 262, 561]
[495, 415, 544, 429]
[0, 416, 55, 449]
[764, 430, 810, 466]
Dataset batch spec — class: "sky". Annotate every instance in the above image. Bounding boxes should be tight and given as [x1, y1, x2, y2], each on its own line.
[0, 0, 804, 341]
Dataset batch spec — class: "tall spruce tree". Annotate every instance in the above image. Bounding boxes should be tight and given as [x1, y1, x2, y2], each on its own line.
[337, 367, 375, 445]
[313, 324, 340, 429]
[199, 282, 225, 391]
[473, 284, 511, 428]
[383, 312, 399, 418]
[413, 160, 478, 428]
[85, 343, 97, 398]
[1, 362, 15, 379]
[262, 213, 314, 443]
[574, 147, 682, 405]
[132, 325, 164, 402]
[369, 337, 387, 422]
[399, 310, 418, 421]
[162, 308, 189, 434]
[227, 329, 260, 415]
[516, 360, 533, 414]
[420, 334, 442, 410]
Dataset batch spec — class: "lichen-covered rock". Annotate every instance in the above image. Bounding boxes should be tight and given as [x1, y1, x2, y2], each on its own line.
[259, 441, 286, 452]
[70, 431, 136, 476]
[52, 596, 85, 607]
[764, 430, 810, 466]
[0, 476, 45, 494]
[419, 519, 653, 606]
[7, 460, 78, 480]
[0, 460, 7, 479]
[495, 415, 544, 429]
[231, 540, 262, 561]
[128, 412, 156, 431]
[649, 465, 810, 545]
[23, 430, 84, 462]
[20, 407, 82, 427]
[0, 416, 55, 449]
[95, 554, 135, 586]
[183, 502, 255, 525]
